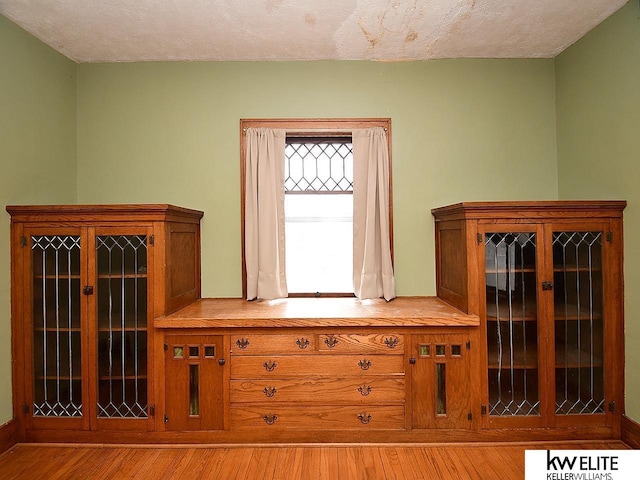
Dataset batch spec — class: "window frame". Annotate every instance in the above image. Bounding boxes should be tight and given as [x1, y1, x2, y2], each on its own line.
[240, 118, 393, 299]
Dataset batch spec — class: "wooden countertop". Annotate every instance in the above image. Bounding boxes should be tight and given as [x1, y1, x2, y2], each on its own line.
[155, 296, 479, 328]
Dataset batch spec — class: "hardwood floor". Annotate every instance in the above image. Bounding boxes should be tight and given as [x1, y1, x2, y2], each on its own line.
[0, 441, 629, 479]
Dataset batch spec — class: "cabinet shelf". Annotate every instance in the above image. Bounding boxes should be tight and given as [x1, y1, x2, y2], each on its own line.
[488, 343, 602, 370]
[554, 304, 602, 322]
[99, 375, 148, 381]
[35, 375, 82, 381]
[486, 299, 538, 322]
[33, 275, 81, 280]
[35, 327, 82, 333]
[553, 267, 602, 273]
[485, 268, 536, 274]
[97, 274, 148, 280]
[555, 348, 603, 369]
[97, 327, 147, 333]
[488, 343, 538, 370]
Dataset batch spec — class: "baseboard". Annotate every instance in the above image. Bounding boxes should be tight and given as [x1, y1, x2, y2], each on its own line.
[0, 419, 17, 455]
[621, 415, 640, 449]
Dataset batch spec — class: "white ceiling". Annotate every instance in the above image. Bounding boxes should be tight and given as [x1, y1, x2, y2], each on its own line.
[0, 0, 628, 63]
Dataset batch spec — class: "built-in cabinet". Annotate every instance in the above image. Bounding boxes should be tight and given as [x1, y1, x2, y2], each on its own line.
[7, 201, 625, 443]
[7, 205, 203, 436]
[153, 297, 480, 442]
[228, 332, 407, 431]
[432, 201, 625, 433]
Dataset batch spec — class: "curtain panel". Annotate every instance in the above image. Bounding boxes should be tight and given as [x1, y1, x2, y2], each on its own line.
[244, 128, 288, 300]
[352, 127, 396, 301]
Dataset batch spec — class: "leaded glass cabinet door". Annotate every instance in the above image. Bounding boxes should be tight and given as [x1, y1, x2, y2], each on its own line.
[25, 228, 86, 429]
[481, 225, 545, 428]
[548, 223, 614, 427]
[93, 228, 152, 428]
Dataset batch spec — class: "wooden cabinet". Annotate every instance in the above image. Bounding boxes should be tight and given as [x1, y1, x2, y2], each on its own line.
[432, 201, 625, 432]
[7, 205, 203, 437]
[229, 331, 406, 431]
[164, 334, 224, 431]
[411, 332, 472, 430]
[155, 297, 480, 442]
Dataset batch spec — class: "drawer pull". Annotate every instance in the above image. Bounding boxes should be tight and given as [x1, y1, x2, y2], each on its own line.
[384, 336, 399, 349]
[263, 414, 278, 425]
[358, 385, 372, 396]
[263, 386, 277, 397]
[358, 359, 372, 370]
[263, 360, 278, 372]
[296, 337, 310, 349]
[324, 335, 339, 348]
[357, 413, 372, 424]
[236, 338, 250, 350]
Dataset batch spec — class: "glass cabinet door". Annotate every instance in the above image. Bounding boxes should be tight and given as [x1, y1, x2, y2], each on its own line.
[484, 231, 540, 420]
[96, 234, 149, 419]
[552, 230, 605, 416]
[30, 234, 83, 418]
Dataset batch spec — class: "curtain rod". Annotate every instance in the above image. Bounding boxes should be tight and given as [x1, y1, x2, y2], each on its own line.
[242, 127, 387, 132]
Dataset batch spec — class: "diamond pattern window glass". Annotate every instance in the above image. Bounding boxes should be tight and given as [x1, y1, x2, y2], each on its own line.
[285, 139, 353, 193]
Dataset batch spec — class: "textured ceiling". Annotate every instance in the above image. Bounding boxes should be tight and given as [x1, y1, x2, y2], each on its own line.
[0, 0, 628, 63]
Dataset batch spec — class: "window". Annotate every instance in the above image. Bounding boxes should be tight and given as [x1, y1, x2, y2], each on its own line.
[240, 118, 393, 299]
[284, 137, 353, 294]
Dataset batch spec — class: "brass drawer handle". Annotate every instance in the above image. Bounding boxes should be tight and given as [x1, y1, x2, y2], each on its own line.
[236, 338, 250, 350]
[263, 386, 277, 397]
[263, 414, 278, 425]
[384, 336, 399, 349]
[263, 360, 278, 372]
[358, 385, 372, 396]
[324, 335, 339, 348]
[358, 413, 372, 425]
[296, 337, 310, 349]
[358, 359, 372, 371]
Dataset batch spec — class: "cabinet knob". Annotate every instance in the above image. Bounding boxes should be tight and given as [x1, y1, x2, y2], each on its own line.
[358, 385, 372, 396]
[218, 358, 226, 366]
[357, 413, 372, 424]
[358, 359, 372, 371]
[542, 281, 554, 291]
[83, 286, 94, 295]
[384, 336, 399, 349]
[263, 414, 278, 425]
[324, 335, 339, 348]
[263, 360, 278, 372]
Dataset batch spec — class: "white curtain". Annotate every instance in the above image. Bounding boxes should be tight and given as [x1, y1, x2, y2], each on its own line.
[244, 128, 288, 300]
[352, 127, 396, 301]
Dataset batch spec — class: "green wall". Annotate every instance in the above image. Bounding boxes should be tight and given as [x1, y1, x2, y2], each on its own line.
[555, 0, 640, 421]
[0, 16, 77, 424]
[76, 60, 558, 298]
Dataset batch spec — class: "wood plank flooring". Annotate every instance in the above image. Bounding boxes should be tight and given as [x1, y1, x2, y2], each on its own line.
[0, 441, 629, 480]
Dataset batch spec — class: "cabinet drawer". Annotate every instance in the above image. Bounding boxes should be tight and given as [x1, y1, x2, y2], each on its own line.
[230, 377, 406, 404]
[230, 334, 315, 355]
[231, 355, 405, 378]
[230, 405, 405, 430]
[317, 334, 404, 353]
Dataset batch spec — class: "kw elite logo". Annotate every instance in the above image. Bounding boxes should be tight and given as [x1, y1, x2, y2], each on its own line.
[525, 450, 639, 480]
[545, 450, 617, 480]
